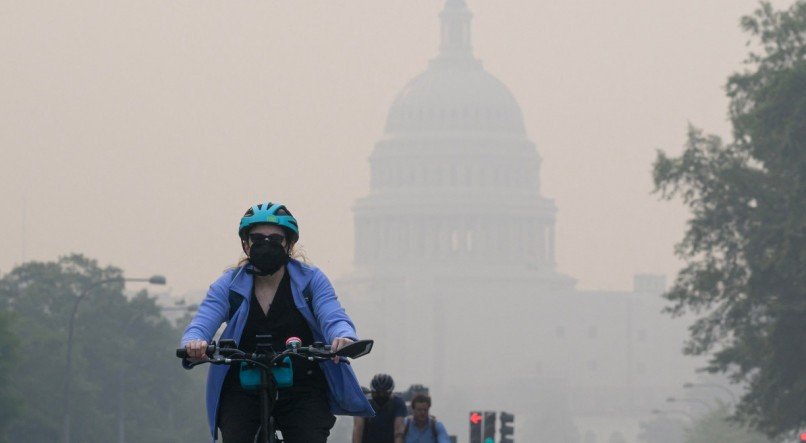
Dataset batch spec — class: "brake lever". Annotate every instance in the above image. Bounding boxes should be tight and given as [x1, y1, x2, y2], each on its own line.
[284, 352, 316, 363]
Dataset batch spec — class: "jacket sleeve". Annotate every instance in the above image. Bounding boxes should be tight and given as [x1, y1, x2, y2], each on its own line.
[309, 268, 358, 343]
[180, 271, 231, 347]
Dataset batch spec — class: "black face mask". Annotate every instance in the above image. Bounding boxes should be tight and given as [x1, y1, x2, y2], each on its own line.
[248, 239, 289, 276]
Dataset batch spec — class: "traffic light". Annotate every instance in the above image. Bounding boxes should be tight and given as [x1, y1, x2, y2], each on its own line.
[483, 411, 496, 443]
[799, 431, 806, 442]
[499, 411, 515, 443]
[469, 411, 482, 443]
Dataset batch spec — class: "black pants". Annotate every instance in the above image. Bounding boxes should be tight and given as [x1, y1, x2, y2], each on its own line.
[218, 376, 335, 443]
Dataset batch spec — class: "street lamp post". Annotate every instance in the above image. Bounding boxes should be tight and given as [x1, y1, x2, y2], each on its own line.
[61, 275, 166, 443]
[652, 408, 696, 422]
[682, 382, 738, 404]
[666, 396, 714, 412]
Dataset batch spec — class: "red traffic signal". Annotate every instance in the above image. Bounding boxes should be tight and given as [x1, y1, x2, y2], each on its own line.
[469, 411, 482, 443]
[799, 431, 806, 442]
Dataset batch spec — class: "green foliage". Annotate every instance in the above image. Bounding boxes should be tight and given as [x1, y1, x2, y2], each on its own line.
[637, 416, 686, 443]
[0, 311, 20, 443]
[653, 1, 806, 438]
[685, 405, 772, 443]
[0, 254, 208, 442]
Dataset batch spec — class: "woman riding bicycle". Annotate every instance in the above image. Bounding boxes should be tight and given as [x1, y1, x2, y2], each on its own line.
[181, 202, 374, 442]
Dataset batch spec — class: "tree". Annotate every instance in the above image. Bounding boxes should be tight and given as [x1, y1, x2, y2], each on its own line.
[685, 404, 772, 443]
[653, 1, 806, 438]
[637, 416, 686, 443]
[0, 311, 20, 443]
[0, 254, 207, 442]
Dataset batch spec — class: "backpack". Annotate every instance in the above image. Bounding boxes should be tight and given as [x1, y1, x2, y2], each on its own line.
[403, 415, 438, 440]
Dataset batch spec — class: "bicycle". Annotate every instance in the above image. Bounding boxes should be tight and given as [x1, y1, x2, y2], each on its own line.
[176, 336, 373, 443]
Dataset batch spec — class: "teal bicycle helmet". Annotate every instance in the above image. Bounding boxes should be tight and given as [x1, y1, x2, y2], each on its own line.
[238, 202, 299, 242]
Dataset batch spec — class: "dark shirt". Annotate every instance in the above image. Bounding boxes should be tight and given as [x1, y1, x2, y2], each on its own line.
[362, 395, 408, 443]
[231, 271, 326, 389]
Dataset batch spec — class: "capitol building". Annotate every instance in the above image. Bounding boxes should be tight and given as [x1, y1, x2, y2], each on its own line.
[338, 1, 697, 441]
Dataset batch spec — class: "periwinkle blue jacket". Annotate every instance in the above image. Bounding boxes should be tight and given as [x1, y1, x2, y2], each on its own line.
[180, 259, 375, 441]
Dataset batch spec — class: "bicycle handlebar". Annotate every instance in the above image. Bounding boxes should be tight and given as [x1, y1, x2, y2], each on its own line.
[176, 339, 373, 369]
[175, 345, 215, 359]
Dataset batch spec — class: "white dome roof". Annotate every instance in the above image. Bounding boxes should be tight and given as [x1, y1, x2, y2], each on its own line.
[384, 62, 527, 135]
[383, 0, 526, 136]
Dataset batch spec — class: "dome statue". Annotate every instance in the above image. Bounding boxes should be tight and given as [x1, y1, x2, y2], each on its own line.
[385, 0, 526, 136]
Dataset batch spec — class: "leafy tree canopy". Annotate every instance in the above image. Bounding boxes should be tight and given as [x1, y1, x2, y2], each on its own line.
[653, 0, 806, 437]
[0, 254, 207, 442]
[0, 311, 20, 443]
[638, 416, 686, 443]
[685, 404, 772, 443]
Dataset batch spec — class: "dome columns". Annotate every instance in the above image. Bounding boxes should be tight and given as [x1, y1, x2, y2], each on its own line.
[353, 208, 557, 269]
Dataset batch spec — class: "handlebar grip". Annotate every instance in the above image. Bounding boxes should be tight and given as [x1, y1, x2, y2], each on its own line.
[176, 345, 216, 359]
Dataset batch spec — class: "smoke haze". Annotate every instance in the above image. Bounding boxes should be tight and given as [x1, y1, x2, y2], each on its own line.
[2, 0, 789, 295]
[0, 1, 784, 440]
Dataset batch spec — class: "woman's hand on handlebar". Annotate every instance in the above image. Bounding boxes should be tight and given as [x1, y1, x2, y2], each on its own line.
[185, 339, 210, 361]
[331, 337, 354, 363]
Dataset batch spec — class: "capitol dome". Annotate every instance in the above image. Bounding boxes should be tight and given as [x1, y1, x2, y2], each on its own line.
[354, 0, 566, 276]
[385, 64, 527, 135]
[383, 0, 526, 136]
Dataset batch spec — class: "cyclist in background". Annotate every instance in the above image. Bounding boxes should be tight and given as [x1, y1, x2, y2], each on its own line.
[181, 202, 374, 442]
[353, 374, 407, 443]
[403, 394, 449, 443]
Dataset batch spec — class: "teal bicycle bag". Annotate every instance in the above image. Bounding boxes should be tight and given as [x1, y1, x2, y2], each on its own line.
[239, 356, 294, 390]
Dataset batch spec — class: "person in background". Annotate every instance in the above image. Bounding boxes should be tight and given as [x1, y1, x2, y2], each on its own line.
[403, 394, 449, 443]
[353, 374, 407, 443]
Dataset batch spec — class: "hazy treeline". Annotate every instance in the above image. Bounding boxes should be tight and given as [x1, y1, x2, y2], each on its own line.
[0, 254, 207, 442]
[653, 1, 806, 440]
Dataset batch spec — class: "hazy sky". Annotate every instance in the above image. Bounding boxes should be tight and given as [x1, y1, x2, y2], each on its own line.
[1, 0, 793, 298]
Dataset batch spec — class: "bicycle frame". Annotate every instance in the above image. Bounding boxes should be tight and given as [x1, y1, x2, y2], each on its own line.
[177, 337, 374, 443]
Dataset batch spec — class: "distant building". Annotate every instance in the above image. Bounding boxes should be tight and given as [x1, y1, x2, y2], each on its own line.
[338, 1, 697, 442]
